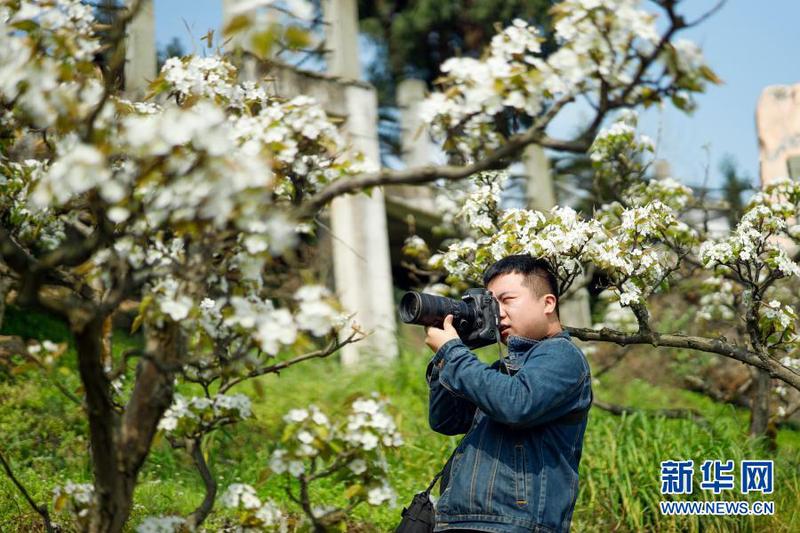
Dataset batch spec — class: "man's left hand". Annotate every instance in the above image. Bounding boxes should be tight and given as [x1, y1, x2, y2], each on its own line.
[425, 314, 460, 353]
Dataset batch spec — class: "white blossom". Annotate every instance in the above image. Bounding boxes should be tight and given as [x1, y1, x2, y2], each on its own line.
[221, 483, 262, 510]
[136, 516, 185, 533]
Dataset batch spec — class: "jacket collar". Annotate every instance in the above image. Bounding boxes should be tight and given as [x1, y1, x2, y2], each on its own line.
[506, 330, 570, 357]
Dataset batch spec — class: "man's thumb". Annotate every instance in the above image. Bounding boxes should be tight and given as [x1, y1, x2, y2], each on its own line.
[444, 314, 454, 327]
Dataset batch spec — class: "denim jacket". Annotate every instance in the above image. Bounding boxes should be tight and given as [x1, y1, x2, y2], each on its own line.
[426, 331, 592, 533]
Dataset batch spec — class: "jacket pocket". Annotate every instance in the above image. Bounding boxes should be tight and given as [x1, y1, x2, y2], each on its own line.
[514, 443, 528, 507]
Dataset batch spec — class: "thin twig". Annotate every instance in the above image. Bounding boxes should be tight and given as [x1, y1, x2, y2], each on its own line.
[0, 450, 57, 533]
[593, 399, 708, 426]
[185, 438, 217, 530]
[218, 332, 361, 393]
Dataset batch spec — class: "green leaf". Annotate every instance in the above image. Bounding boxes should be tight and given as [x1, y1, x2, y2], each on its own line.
[250, 26, 280, 59]
[699, 65, 722, 85]
[130, 313, 144, 335]
[283, 25, 312, 50]
[223, 14, 251, 36]
[343, 483, 362, 499]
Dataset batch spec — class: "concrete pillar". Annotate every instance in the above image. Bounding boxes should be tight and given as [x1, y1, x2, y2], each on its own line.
[221, 0, 239, 30]
[397, 79, 429, 166]
[523, 145, 557, 211]
[323, 0, 360, 79]
[757, 84, 800, 187]
[756, 84, 800, 256]
[394, 78, 437, 211]
[324, 0, 398, 364]
[221, 0, 260, 79]
[124, 0, 156, 98]
[522, 145, 593, 329]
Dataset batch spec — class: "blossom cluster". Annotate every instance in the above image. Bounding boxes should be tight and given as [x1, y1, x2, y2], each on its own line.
[0, 159, 66, 251]
[220, 483, 287, 532]
[269, 396, 401, 509]
[220, 284, 346, 355]
[593, 291, 637, 333]
[419, 18, 543, 158]
[26, 339, 66, 366]
[699, 204, 800, 281]
[759, 299, 799, 348]
[344, 397, 404, 451]
[434, 174, 693, 308]
[161, 56, 240, 103]
[420, 0, 715, 161]
[438, 204, 600, 288]
[453, 174, 507, 235]
[2, 2, 364, 377]
[696, 276, 736, 323]
[52, 481, 94, 527]
[1, 0, 101, 128]
[157, 393, 252, 437]
[402, 235, 430, 261]
[589, 112, 655, 187]
[135, 516, 186, 533]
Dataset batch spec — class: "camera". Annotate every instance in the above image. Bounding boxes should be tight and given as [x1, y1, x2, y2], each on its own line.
[398, 288, 500, 349]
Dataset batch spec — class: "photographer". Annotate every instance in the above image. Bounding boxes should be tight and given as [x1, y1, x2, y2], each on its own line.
[424, 255, 592, 533]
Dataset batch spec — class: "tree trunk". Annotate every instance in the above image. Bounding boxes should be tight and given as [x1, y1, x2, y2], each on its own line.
[75, 314, 181, 532]
[74, 315, 123, 532]
[0, 272, 13, 330]
[749, 367, 773, 446]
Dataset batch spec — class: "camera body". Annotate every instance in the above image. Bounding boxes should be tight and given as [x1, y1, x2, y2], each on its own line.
[398, 288, 500, 349]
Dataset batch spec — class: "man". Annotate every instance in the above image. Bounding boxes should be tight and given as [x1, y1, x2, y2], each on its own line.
[424, 254, 592, 533]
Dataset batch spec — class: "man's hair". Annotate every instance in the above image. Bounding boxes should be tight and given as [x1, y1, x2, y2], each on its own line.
[483, 255, 560, 319]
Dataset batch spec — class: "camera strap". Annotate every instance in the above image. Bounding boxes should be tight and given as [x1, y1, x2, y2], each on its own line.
[494, 322, 509, 373]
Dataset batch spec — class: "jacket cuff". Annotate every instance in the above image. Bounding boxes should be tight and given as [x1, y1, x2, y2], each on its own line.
[427, 338, 464, 383]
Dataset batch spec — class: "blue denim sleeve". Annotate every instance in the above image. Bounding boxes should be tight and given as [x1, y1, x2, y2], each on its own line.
[435, 338, 589, 428]
[427, 339, 477, 436]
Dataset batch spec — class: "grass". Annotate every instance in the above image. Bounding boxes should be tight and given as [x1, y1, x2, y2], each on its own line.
[1, 310, 799, 531]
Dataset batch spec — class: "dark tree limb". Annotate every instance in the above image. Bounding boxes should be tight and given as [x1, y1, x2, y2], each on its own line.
[593, 345, 634, 378]
[185, 438, 217, 530]
[567, 326, 800, 391]
[218, 332, 361, 394]
[302, 94, 577, 214]
[683, 375, 752, 409]
[0, 449, 58, 533]
[593, 399, 707, 425]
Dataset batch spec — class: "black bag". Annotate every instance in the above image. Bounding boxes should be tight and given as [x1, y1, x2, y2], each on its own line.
[394, 456, 450, 533]
[394, 490, 437, 532]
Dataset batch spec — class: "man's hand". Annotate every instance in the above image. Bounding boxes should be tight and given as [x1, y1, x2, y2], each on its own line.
[425, 314, 460, 353]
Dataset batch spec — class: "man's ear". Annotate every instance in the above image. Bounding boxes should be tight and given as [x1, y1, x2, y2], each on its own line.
[543, 294, 557, 315]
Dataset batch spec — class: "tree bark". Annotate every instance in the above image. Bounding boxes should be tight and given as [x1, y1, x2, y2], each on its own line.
[186, 438, 217, 529]
[0, 274, 11, 330]
[75, 314, 181, 532]
[749, 368, 773, 446]
[73, 314, 121, 533]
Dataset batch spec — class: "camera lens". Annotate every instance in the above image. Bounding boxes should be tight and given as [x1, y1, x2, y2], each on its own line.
[398, 291, 462, 328]
[399, 292, 422, 323]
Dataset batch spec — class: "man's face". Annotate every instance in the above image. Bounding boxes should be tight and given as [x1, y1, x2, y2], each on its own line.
[486, 272, 556, 343]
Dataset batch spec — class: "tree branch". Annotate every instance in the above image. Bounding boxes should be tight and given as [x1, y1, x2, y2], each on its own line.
[185, 438, 217, 530]
[302, 95, 576, 214]
[567, 325, 800, 390]
[593, 399, 707, 425]
[0, 449, 57, 533]
[84, 0, 146, 141]
[218, 332, 361, 394]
